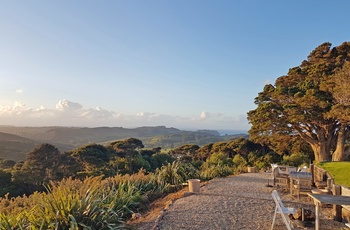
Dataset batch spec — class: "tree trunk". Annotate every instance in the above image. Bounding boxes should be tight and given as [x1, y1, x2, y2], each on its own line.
[332, 123, 347, 161]
[295, 123, 335, 163]
[310, 142, 331, 163]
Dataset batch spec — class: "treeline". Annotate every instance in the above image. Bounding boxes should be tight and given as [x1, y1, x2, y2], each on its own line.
[0, 137, 310, 198]
[0, 137, 312, 229]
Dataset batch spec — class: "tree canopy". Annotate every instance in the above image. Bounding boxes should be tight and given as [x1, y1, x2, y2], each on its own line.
[247, 42, 350, 162]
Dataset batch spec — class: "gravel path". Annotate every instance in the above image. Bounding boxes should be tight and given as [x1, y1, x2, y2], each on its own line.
[155, 172, 281, 230]
[131, 172, 349, 230]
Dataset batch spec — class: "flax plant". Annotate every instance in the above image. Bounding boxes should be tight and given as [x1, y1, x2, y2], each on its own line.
[0, 171, 169, 229]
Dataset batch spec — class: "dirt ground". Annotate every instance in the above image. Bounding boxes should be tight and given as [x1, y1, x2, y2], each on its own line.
[126, 186, 191, 230]
[127, 173, 349, 230]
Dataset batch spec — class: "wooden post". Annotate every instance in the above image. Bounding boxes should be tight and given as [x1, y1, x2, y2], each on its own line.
[302, 208, 305, 222]
[310, 164, 314, 183]
[315, 201, 320, 230]
[332, 184, 342, 221]
[327, 177, 332, 190]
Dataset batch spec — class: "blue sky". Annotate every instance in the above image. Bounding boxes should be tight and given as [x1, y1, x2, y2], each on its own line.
[0, 1, 349, 131]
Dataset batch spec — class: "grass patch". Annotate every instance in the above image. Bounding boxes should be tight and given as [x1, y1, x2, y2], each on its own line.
[317, 162, 350, 187]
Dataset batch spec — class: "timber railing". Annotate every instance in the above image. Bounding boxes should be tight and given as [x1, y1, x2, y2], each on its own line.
[312, 164, 349, 222]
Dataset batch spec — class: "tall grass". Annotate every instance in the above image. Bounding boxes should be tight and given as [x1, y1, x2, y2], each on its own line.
[0, 161, 236, 229]
[0, 170, 168, 230]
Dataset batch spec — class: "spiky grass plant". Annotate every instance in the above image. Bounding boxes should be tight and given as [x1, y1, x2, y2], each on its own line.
[155, 161, 183, 189]
[0, 169, 172, 229]
[0, 173, 164, 229]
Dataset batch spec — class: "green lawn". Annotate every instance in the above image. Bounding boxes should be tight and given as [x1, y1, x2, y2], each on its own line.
[317, 162, 350, 188]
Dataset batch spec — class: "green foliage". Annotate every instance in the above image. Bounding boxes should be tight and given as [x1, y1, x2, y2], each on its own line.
[232, 154, 248, 174]
[200, 164, 233, 181]
[10, 143, 66, 194]
[248, 42, 350, 162]
[70, 144, 113, 178]
[246, 151, 278, 171]
[109, 138, 145, 174]
[0, 159, 15, 170]
[200, 152, 233, 180]
[0, 170, 168, 229]
[131, 154, 151, 172]
[282, 152, 309, 167]
[148, 153, 175, 171]
[170, 144, 200, 156]
[0, 169, 11, 197]
[155, 161, 199, 189]
[0, 134, 295, 228]
[205, 152, 233, 167]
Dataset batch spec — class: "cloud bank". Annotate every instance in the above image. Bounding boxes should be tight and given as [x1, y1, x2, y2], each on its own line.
[0, 99, 249, 130]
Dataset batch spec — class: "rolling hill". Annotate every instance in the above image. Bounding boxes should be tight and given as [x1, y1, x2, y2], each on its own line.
[0, 132, 38, 161]
[0, 126, 248, 161]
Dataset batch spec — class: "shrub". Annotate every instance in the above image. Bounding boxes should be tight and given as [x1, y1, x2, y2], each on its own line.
[282, 152, 309, 167]
[232, 154, 248, 174]
[200, 152, 234, 180]
[0, 171, 168, 229]
[200, 163, 233, 181]
[155, 161, 183, 189]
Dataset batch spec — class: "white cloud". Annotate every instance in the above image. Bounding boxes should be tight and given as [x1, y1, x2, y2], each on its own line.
[15, 89, 23, 93]
[0, 101, 30, 116]
[0, 100, 250, 130]
[198, 111, 224, 120]
[35, 106, 46, 111]
[80, 107, 114, 119]
[56, 99, 83, 111]
[200, 111, 208, 119]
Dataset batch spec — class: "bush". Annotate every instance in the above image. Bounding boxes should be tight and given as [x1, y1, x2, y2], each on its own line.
[282, 152, 309, 167]
[200, 152, 234, 180]
[200, 163, 233, 181]
[232, 154, 248, 174]
[155, 161, 199, 190]
[0, 171, 168, 229]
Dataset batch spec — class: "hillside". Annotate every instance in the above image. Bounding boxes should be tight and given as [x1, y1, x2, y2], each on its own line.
[0, 126, 248, 161]
[0, 132, 38, 161]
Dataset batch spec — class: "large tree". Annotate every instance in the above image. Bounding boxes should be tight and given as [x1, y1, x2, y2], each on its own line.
[12, 143, 62, 193]
[326, 61, 350, 160]
[247, 42, 350, 162]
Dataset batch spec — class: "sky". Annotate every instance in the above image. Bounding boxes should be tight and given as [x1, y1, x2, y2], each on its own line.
[1, 1, 350, 131]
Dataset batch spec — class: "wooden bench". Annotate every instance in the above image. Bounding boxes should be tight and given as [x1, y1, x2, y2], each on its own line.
[289, 173, 313, 199]
[271, 190, 296, 230]
[271, 165, 296, 190]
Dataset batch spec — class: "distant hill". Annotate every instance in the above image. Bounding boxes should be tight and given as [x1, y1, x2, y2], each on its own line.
[0, 126, 248, 161]
[0, 132, 38, 162]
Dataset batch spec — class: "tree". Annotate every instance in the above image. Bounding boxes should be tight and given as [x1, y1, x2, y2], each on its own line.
[170, 144, 200, 162]
[0, 159, 16, 169]
[248, 42, 350, 162]
[196, 143, 213, 161]
[0, 169, 12, 196]
[12, 143, 62, 193]
[110, 138, 144, 173]
[70, 144, 112, 177]
[326, 61, 350, 160]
